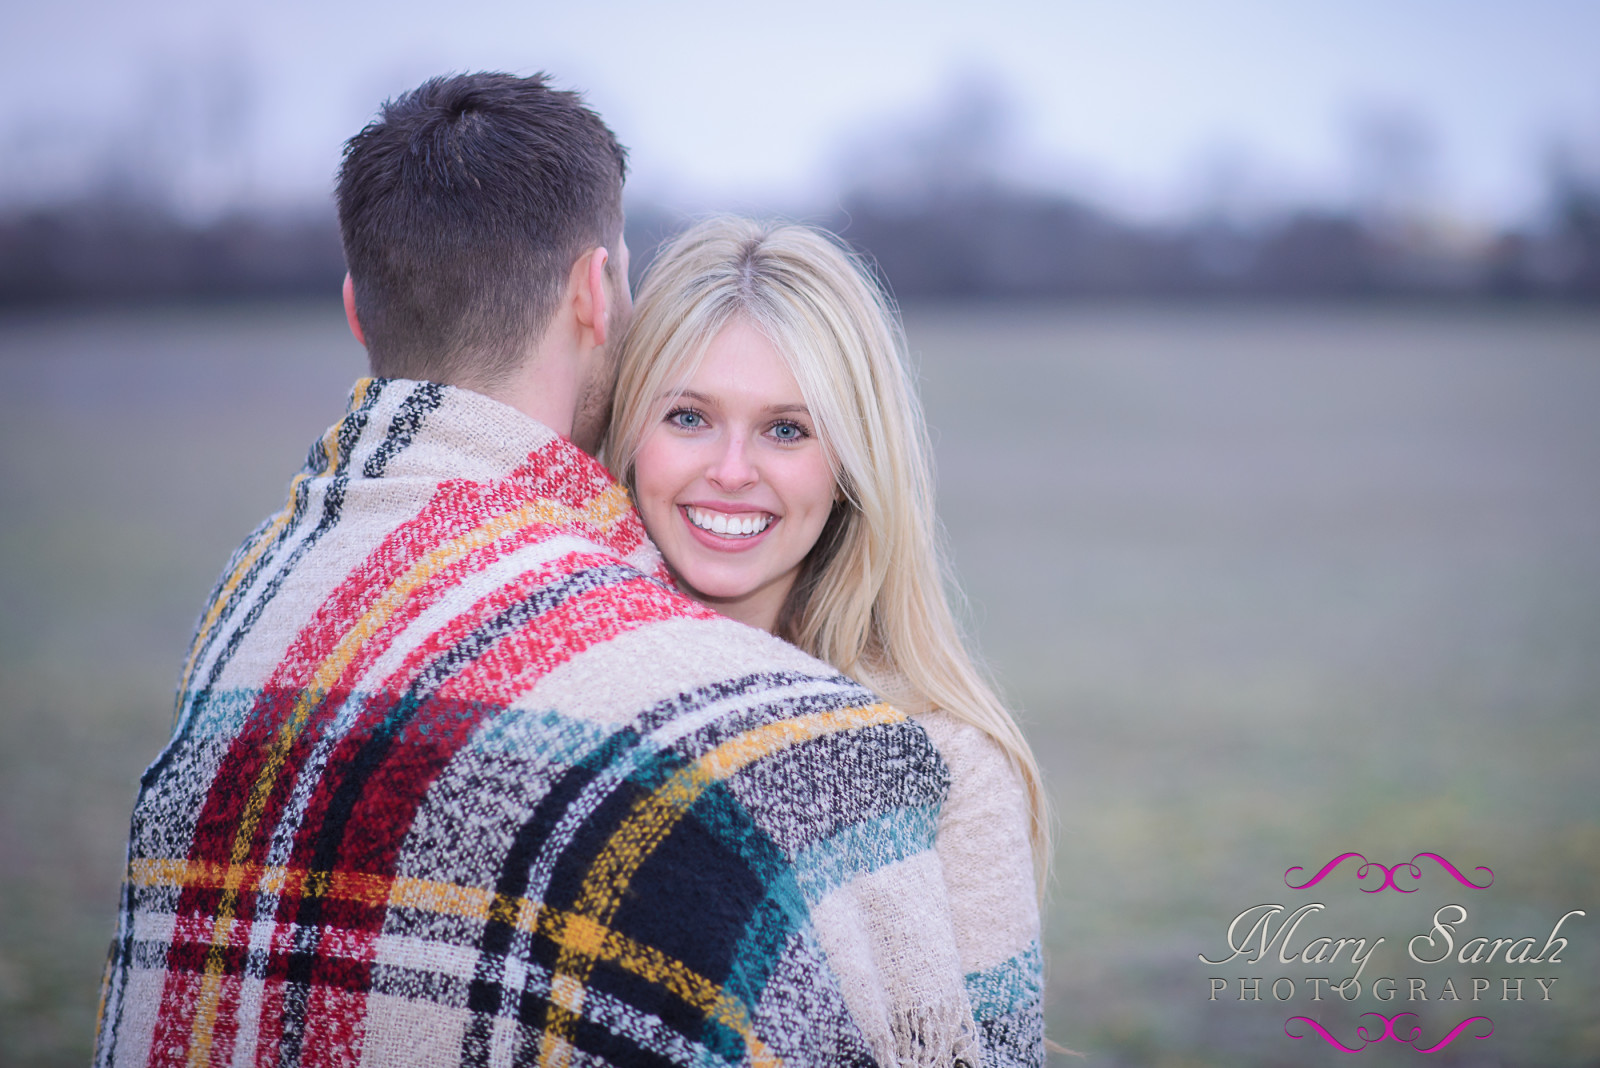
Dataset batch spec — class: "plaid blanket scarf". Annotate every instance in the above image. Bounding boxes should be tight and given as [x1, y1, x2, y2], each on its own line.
[95, 379, 1043, 1067]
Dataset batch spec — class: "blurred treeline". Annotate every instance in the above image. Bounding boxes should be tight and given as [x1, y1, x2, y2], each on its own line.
[8, 188, 1600, 308]
[6, 179, 1599, 304]
[827, 174, 1600, 300]
[4, 75, 1599, 304]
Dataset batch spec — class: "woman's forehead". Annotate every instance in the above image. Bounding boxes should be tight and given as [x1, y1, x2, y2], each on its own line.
[653, 320, 801, 396]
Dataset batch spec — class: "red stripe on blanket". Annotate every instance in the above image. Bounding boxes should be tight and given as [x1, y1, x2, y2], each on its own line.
[437, 575, 715, 707]
[359, 549, 622, 701]
[286, 572, 712, 893]
[174, 453, 618, 871]
[263, 553, 656, 891]
[151, 438, 675, 1056]
[254, 435, 640, 703]
[300, 985, 367, 1068]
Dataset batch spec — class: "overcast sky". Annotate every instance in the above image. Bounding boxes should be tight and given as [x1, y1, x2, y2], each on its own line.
[6, 0, 1599, 225]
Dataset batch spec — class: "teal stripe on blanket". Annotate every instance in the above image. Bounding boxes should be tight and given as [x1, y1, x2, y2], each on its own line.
[966, 941, 1044, 1021]
[791, 804, 941, 904]
[178, 692, 620, 765]
[471, 706, 618, 763]
[179, 688, 262, 737]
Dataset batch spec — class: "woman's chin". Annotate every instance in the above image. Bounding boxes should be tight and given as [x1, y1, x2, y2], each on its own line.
[675, 572, 763, 605]
[672, 567, 797, 632]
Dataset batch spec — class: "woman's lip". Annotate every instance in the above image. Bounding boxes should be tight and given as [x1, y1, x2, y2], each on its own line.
[678, 504, 777, 552]
[680, 501, 776, 518]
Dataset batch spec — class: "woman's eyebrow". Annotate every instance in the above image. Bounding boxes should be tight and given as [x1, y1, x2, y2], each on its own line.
[661, 390, 810, 417]
[654, 388, 716, 408]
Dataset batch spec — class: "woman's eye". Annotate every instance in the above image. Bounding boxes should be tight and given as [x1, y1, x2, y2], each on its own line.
[668, 409, 705, 429]
[770, 421, 807, 442]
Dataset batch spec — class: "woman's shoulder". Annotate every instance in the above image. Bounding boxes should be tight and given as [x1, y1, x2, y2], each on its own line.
[908, 708, 1034, 882]
[910, 707, 1029, 798]
[909, 710, 1043, 1064]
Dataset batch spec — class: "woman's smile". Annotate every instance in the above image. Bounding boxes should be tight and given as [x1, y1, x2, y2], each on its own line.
[632, 317, 836, 631]
[683, 504, 775, 540]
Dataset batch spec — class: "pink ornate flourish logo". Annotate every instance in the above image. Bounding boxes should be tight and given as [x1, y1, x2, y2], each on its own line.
[1286, 1013, 1493, 1052]
[1284, 852, 1493, 892]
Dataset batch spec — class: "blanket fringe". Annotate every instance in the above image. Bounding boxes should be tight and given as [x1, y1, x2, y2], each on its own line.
[889, 1004, 984, 1067]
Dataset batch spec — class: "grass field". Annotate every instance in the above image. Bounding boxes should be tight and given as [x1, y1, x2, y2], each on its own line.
[2, 299, 1597, 1065]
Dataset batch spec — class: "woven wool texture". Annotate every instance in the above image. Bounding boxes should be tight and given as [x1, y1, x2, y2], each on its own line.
[95, 379, 1043, 1067]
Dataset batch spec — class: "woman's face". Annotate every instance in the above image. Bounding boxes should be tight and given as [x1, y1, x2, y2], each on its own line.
[632, 318, 837, 633]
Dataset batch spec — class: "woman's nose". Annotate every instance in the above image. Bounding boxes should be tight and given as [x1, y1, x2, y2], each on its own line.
[706, 434, 758, 492]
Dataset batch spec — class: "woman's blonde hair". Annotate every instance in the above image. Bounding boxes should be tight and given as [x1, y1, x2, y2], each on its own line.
[604, 216, 1048, 884]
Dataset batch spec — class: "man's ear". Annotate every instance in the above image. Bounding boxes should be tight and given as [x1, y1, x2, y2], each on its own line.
[343, 273, 366, 348]
[572, 247, 612, 348]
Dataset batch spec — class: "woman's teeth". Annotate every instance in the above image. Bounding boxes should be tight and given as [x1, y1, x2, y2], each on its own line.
[686, 506, 772, 537]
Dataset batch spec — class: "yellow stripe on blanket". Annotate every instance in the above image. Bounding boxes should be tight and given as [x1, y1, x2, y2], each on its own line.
[131, 701, 898, 1066]
[176, 380, 367, 1067]
[177, 473, 631, 1066]
[127, 859, 770, 1062]
[539, 701, 902, 1068]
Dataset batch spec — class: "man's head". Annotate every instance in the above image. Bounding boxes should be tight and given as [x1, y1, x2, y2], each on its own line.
[337, 72, 627, 397]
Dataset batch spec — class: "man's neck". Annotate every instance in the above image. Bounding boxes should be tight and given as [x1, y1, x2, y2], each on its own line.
[477, 355, 577, 442]
[395, 245, 616, 453]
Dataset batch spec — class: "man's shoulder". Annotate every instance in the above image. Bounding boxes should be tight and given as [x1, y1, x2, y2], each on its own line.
[522, 602, 846, 715]
[522, 597, 935, 757]
[522, 607, 951, 851]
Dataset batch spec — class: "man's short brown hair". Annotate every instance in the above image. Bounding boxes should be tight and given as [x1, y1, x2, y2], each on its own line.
[336, 72, 626, 387]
